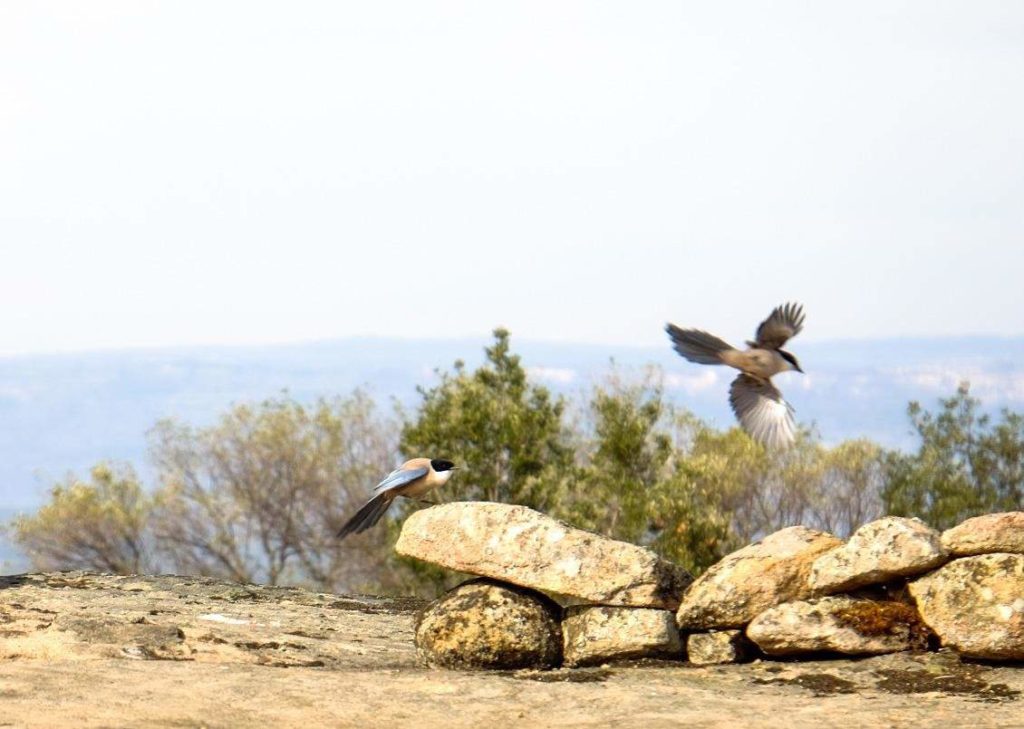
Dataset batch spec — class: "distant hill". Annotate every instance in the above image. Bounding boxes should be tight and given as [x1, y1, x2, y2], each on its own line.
[2, 335, 1022, 514]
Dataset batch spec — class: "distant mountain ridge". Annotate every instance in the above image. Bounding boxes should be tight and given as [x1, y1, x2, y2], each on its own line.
[1, 335, 1022, 513]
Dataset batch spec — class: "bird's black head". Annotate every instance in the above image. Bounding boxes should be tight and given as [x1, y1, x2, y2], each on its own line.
[430, 458, 457, 472]
[779, 350, 804, 373]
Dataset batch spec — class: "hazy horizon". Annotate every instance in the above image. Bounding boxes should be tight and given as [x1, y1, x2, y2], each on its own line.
[4, 328, 1024, 361]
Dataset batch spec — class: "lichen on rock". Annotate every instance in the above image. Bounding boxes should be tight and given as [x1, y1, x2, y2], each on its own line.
[676, 526, 841, 630]
[686, 630, 751, 665]
[562, 605, 681, 667]
[396, 502, 691, 609]
[942, 512, 1024, 557]
[909, 553, 1024, 660]
[809, 517, 947, 594]
[415, 578, 563, 670]
[746, 596, 927, 656]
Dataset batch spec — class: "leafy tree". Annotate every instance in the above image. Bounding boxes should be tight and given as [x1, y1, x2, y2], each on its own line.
[883, 383, 1024, 529]
[681, 424, 887, 546]
[149, 391, 399, 591]
[566, 369, 672, 540]
[10, 463, 154, 574]
[400, 328, 574, 510]
[567, 372, 736, 575]
[813, 439, 885, 536]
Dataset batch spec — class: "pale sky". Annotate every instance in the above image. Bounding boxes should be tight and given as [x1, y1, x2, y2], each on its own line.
[2, 1, 1022, 356]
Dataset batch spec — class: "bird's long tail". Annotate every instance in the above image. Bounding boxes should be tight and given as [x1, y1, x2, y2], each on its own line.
[665, 325, 735, 365]
[337, 493, 394, 539]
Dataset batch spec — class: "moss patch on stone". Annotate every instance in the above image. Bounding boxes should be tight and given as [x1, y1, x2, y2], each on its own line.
[753, 673, 858, 697]
[875, 664, 1021, 703]
[833, 600, 932, 649]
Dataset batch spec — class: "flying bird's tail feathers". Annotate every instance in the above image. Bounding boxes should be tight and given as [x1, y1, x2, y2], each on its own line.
[337, 493, 393, 539]
[665, 325, 735, 365]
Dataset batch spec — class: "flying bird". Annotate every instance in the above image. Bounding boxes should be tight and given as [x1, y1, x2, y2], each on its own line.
[337, 458, 457, 539]
[665, 303, 806, 448]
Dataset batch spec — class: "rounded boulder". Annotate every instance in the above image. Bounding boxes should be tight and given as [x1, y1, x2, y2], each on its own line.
[415, 578, 562, 669]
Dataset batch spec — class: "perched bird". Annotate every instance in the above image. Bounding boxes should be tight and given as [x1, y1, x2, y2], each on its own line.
[336, 458, 457, 539]
[665, 303, 806, 448]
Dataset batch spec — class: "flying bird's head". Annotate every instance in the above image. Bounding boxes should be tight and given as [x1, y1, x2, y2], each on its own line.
[779, 350, 803, 374]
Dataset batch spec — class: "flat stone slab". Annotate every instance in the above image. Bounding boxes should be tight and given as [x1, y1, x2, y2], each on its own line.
[809, 517, 947, 594]
[3, 572, 1024, 727]
[747, 596, 927, 656]
[562, 606, 681, 667]
[395, 502, 691, 609]
[942, 512, 1024, 557]
[676, 526, 841, 629]
[909, 553, 1024, 660]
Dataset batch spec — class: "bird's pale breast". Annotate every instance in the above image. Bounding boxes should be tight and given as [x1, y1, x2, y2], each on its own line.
[398, 467, 452, 497]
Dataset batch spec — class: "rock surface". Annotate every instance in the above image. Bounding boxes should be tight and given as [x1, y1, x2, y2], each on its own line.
[676, 526, 842, 629]
[686, 630, 750, 666]
[909, 553, 1024, 660]
[747, 596, 928, 656]
[2, 572, 1024, 728]
[942, 512, 1024, 556]
[809, 517, 947, 594]
[562, 605, 681, 667]
[395, 502, 691, 609]
[415, 579, 561, 669]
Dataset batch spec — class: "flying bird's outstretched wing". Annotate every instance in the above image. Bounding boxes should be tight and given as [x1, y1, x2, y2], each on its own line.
[372, 466, 429, 495]
[728, 374, 796, 448]
[753, 302, 805, 350]
[665, 324, 735, 365]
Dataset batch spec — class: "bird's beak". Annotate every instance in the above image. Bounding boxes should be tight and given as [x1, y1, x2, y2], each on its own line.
[796, 364, 804, 374]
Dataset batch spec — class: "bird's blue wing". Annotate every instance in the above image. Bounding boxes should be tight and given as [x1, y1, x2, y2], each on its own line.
[372, 466, 429, 495]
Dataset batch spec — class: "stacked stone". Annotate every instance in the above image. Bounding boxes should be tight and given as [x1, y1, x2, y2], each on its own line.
[913, 513, 1024, 660]
[682, 514, 1024, 663]
[680, 518, 944, 662]
[399, 503, 1024, 669]
[396, 502, 692, 668]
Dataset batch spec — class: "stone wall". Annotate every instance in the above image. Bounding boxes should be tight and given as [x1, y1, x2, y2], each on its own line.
[402, 504, 1024, 668]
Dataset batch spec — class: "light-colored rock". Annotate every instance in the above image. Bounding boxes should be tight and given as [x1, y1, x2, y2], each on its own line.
[686, 630, 750, 665]
[942, 512, 1024, 556]
[562, 606, 681, 667]
[415, 579, 562, 670]
[746, 596, 927, 656]
[676, 526, 841, 629]
[809, 517, 948, 594]
[909, 553, 1024, 660]
[396, 502, 692, 609]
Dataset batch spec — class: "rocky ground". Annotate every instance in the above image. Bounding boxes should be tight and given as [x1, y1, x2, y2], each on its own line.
[1, 571, 1023, 728]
